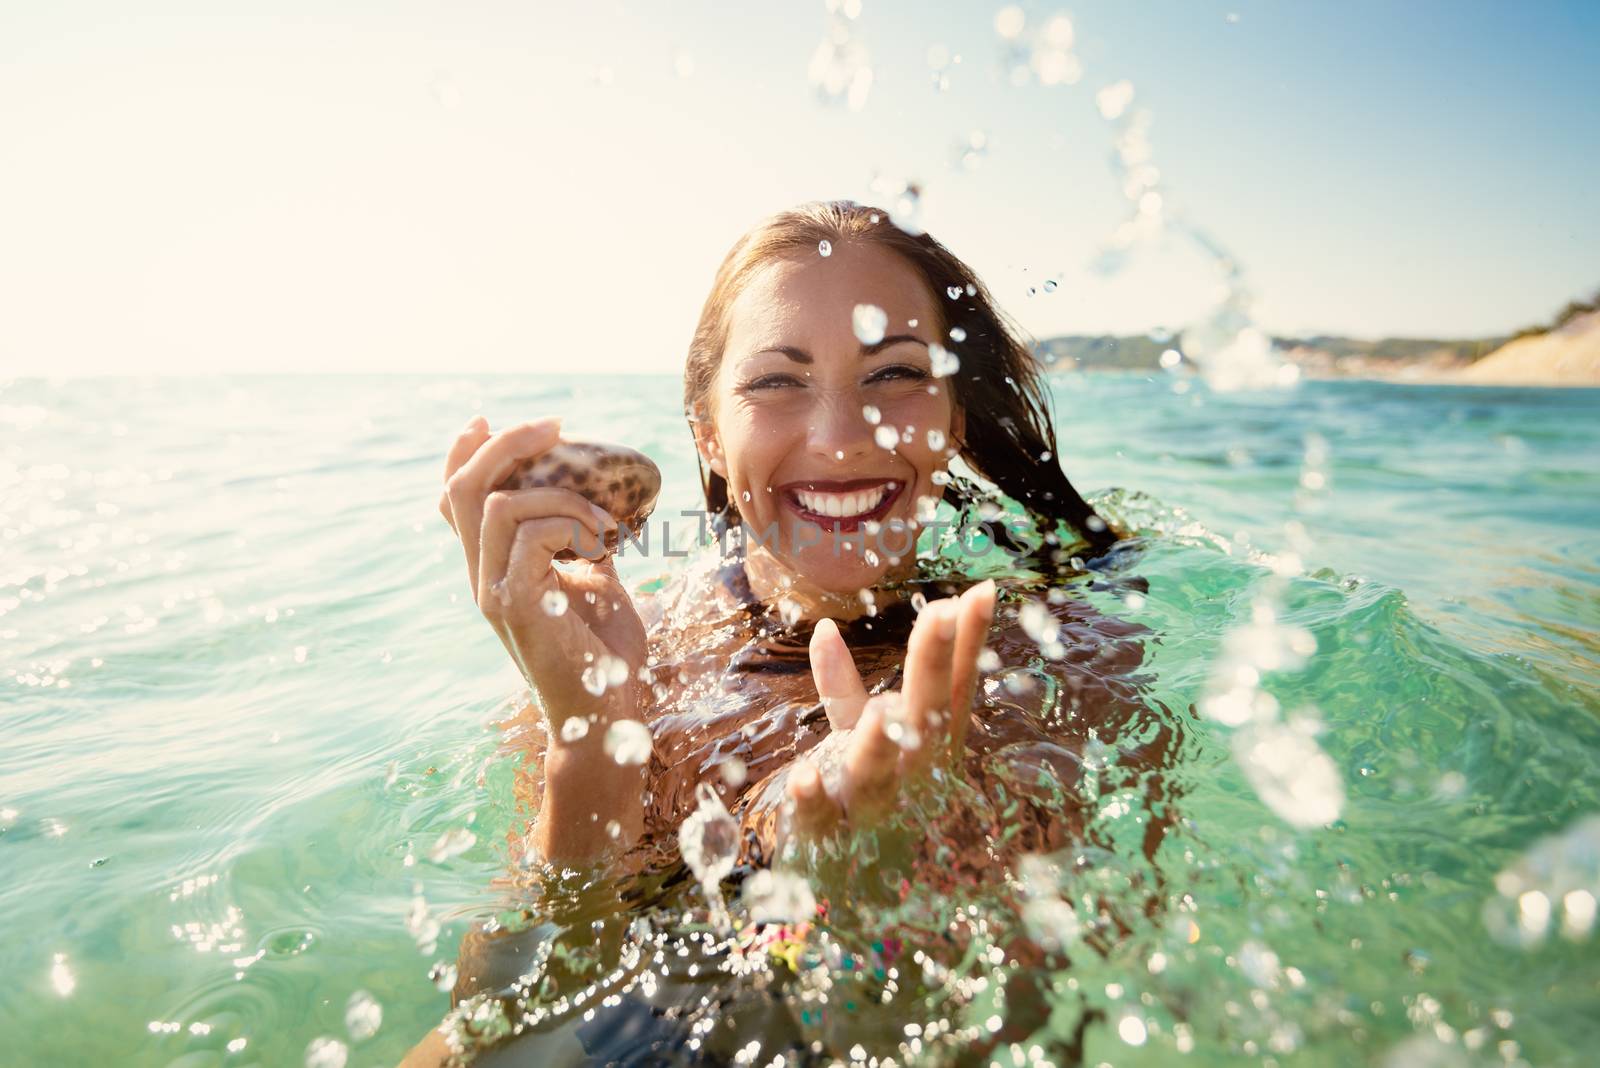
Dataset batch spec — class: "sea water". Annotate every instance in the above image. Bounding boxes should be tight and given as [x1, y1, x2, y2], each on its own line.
[1, 373, 1596, 1065]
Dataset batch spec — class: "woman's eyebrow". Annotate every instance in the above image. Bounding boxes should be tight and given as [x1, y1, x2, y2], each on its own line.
[864, 334, 928, 356]
[746, 335, 929, 364]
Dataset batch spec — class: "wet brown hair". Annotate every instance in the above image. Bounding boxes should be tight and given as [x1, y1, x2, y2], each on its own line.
[683, 200, 1116, 558]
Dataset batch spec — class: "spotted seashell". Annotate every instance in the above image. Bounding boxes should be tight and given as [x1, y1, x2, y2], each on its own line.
[493, 439, 662, 560]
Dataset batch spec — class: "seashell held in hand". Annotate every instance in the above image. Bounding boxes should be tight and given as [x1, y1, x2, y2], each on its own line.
[493, 439, 662, 560]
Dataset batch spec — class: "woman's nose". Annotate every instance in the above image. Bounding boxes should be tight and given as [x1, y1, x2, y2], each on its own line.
[805, 389, 878, 462]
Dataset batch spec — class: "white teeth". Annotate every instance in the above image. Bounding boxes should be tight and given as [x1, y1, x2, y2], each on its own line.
[794, 482, 894, 518]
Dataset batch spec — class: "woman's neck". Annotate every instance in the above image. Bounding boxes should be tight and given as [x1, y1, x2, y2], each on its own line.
[741, 544, 918, 624]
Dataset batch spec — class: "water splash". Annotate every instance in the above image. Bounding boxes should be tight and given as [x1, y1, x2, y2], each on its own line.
[679, 783, 739, 927]
[1086, 78, 1297, 391]
[808, 0, 873, 111]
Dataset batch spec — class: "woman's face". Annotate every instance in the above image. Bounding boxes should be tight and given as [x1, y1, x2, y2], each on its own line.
[697, 241, 963, 595]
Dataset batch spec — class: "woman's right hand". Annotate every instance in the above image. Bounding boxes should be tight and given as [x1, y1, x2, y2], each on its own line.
[438, 415, 648, 756]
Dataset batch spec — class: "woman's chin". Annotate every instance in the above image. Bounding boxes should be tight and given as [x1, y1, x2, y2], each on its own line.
[785, 550, 894, 597]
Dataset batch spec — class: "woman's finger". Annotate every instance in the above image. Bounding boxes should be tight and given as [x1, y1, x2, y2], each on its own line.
[445, 417, 562, 585]
[898, 599, 960, 774]
[439, 416, 491, 531]
[842, 697, 903, 821]
[785, 759, 844, 842]
[947, 579, 997, 755]
[809, 617, 871, 730]
[480, 489, 613, 606]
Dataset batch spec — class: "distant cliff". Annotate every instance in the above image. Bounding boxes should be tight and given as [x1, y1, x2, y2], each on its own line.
[1038, 292, 1600, 387]
[1453, 309, 1600, 387]
[1036, 334, 1504, 379]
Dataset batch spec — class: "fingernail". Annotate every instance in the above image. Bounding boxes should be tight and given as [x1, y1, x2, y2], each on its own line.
[937, 601, 959, 640]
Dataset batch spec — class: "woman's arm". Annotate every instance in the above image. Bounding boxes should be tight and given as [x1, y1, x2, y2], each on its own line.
[439, 416, 651, 868]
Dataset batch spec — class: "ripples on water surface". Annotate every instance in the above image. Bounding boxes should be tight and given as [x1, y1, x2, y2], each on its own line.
[1, 374, 1596, 1066]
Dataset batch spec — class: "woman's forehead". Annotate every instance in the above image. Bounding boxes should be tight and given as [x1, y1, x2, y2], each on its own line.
[725, 245, 940, 345]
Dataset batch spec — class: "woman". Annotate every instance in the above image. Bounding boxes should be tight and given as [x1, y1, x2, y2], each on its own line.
[406, 202, 1168, 1066]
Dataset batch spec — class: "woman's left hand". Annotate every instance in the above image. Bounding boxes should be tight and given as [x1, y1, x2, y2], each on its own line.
[785, 580, 997, 841]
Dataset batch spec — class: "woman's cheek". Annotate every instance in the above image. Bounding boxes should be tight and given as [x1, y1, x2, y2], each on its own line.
[879, 391, 956, 452]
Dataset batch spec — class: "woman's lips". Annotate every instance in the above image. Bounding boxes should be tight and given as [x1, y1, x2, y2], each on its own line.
[780, 479, 904, 534]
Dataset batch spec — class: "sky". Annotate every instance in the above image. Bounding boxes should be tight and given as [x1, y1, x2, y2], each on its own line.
[2, 0, 1596, 375]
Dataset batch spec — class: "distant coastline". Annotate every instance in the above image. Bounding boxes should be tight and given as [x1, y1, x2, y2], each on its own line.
[1040, 292, 1600, 388]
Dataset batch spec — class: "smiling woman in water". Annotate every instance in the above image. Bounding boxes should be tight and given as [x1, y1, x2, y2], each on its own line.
[404, 201, 1167, 1066]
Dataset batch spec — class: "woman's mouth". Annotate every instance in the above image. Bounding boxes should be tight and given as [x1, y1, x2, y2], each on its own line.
[780, 478, 903, 533]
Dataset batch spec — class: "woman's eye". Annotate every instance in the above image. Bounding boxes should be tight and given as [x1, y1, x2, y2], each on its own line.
[867, 364, 928, 384]
[742, 374, 803, 391]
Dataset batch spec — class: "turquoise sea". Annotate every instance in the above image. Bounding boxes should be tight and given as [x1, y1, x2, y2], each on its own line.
[2, 372, 1597, 1066]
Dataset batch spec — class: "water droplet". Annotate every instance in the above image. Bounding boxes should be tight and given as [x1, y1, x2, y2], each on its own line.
[604, 720, 653, 766]
[808, 14, 874, 111]
[930, 344, 960, 377]
[581, 665, 607, 696]
[948, 326, 967, 342]
[977, 648, 1001, 673]
[560, 716, 591, 742]
[1043, 279, 1058, 293]
[305, 1037, 349, 1068]
[883, 701, 922, 751]
[542, 589, 568, 616]
[874, 425, 899, 450]
[345, 990, 383, 1042]
[994, 5, 1025, 40]
[852, 303, 888, 345]
[428, 962, 458, 991]
[956, 130, 989, 170]
[947, 285, 962, 300]
[1117, 1014, 1148, 1047]
[861, 404, 882, 424]
[405, 895, 439, 953]
[602, 655, 629, 688]
[926, 428, 947, 451]
[1234, 720, 1345, 828]
[679, 783, 739, 890]
[721, 757, 748, 787]
[1019, 602, 1059, 649]
[742, 869, 816, 923]
[1096, 80, 1134, 121]
[606, 819, 622, 839]
[49, 953, 75, 996]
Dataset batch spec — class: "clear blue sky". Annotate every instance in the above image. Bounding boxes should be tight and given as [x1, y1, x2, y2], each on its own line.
[2, 0, 1595, 374]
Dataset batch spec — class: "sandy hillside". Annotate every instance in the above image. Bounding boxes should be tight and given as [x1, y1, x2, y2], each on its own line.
[1454, 309, 1600, 387]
